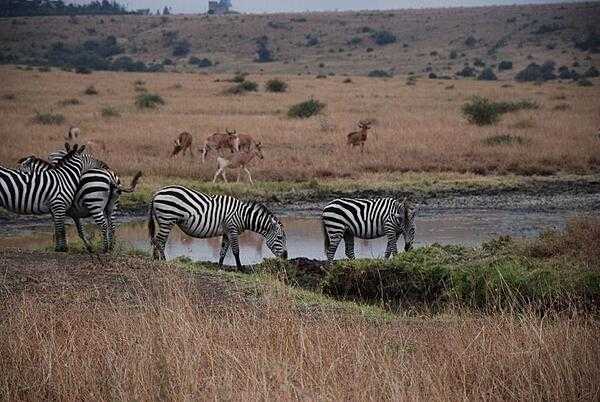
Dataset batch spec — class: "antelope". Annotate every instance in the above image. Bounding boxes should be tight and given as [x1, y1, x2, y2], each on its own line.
[236, 132, 259, 152]
[65, 126, 80, 141]
[212, 142, 264, 184]
[201, 129, 239, 163]
[171, 132, 194, 157]
[346, 120, 372, 152]
[64, 126, 107, 153]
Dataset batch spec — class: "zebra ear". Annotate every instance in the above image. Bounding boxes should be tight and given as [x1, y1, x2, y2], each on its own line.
[78, 145, 86, 154]
[65, 142, 71, 152]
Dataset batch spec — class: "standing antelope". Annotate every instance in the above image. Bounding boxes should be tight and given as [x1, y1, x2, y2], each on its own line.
[171, 132, 194, 157]
[346, 120, 372, 152]
[65, 126, 80, 141]
[212, 142, 264, 184]
[200, 129, 239, 163]
[236, 132, 259, 152]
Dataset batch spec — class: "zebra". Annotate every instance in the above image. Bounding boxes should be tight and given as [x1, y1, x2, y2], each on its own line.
[0, 143, 88, 252]
[321, 197, 418, 264]
[148, 185, 287, 270]
[18, 154, 142, 253]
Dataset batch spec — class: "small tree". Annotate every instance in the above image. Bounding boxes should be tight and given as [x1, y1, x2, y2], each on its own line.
[265, 79, 288, 92]
[172, 40, 191, 57]
[462, 96, 501, 126]
[478, 67, 497, 81]
[372, 30, 397, 46]
[288, 99, 325, 118]
[498, 60, 513, 71]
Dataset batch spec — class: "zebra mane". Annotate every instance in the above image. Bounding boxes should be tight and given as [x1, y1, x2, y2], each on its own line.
[18, 155, 53, 166]
[50, 149, 109, 170]
[246, 201, 280, 224]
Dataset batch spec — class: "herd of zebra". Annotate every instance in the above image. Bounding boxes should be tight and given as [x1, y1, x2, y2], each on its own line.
[0, 143, 418, 269]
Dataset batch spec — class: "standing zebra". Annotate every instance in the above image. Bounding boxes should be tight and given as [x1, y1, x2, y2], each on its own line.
[18, 155, 142, 253]
[148, 186, 287, 270]
[0, 144, 87, 252]
[321, 198, 418, 264]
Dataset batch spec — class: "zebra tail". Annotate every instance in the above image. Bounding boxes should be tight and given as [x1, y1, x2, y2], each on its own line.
[321, 220, 330, 256]
[119, 171, 143, 193]
[148, 200, 156, 242]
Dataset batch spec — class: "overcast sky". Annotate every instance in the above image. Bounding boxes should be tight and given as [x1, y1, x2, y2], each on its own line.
[86, 1, 585, 14]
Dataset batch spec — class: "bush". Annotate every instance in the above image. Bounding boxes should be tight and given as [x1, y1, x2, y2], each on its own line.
[38, 66, 51, 72]
[305, 35, 319, 47]
[265, 79, 288, 92]
[135, 93, 165, 109]
[348, 36, 362, 45]
[172, 39, 191, 57]
[428, 72, 438, 79]
[532, 23, 564, 35]
[449, 50, 458, 59]
[232, 73, 247, 83]
[371, 30, 397, 46]
[224, 80, 259, 95]
[101, 106, 120, 118]
[111, 56, 148, 72]
[287, 99, 325, 118]
[574, 31, 600, 52]
[584, 66, 599, 78]
[189, 56, 212, 68]
[84, 85, 98, 95]
[515, 61, 557, 82]
[342, 78, 353, 83]
[367, 69, 392, 78]
[478, 67, 497, 81]
[32, 111, 65, 125]
[75, 66, 92, 74]
[483, 134, 526, 146]
[456, 66, 476, 77]
[255, 39, 274, 63]
[465, 35, 477, 47]
[494, 100, 539, 113]
[58, 98, 80, 106]
[462, 96, 502, 125]
[558, 66, 579, 80]
[473, 58, 485, 67]
[577, 78, 593, 87]
[498, 60, 513, 71]
[239, 80, 258, 91]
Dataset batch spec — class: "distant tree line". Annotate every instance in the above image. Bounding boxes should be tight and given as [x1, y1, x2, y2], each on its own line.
[0, 0, 130, 17]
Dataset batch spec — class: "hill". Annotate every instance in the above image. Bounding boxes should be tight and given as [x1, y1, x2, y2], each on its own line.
[1, 2, 599, 76]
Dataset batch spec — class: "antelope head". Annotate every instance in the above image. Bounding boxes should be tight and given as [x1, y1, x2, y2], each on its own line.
[358, 120, 372, 131]
[226, 128, 237, 136]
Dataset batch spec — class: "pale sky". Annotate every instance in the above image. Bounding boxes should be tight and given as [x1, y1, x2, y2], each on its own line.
[75, 1, 586, 14]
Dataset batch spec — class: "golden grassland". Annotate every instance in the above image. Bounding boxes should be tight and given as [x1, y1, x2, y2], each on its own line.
[0, 66, 599, 186]
[1, 2, 599, 75]
[0, 249, 599, 401]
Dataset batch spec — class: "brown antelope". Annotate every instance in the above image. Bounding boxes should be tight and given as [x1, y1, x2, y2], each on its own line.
[212, 142, 264, 184]
[236, 133, 259, 152]
[171, 132, 194, 157]
[65, 126, 80, 141]
[346, 120, 372, 152]
[201, 129, 239, 163]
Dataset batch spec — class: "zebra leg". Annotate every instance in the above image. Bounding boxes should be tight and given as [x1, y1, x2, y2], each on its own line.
[151, 219, 175, 261]
[89, 209, 110, 253]
[326, 233, 343, 264]
[226, 228, 243, 271]
[218, 234, 230, 268]
[106, 213, 116, 252]
[384, 229, 399, 259]
[50, 205, 68, 252]
[73, 217, 94, 252]
[343, 231, 356, 260]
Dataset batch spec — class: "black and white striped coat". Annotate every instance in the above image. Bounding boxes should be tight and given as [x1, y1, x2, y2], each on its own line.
[0, 144, 86, 251]
[148, 185, 287, 269]
[18, 154, 141, 253]
[321, 198, 418, 263]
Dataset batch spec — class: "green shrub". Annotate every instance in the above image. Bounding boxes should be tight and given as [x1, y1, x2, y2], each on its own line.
[498, 60, 513, 71]
[101, 106, 120, 118]
[515, 61, 556, 82]
[189, 56, 213, 68]
[265, 79, 288, 92]
[368, 69, 392, 78]
[477, 67, 497, 81]
[38, 66, 51, 72]
[135, 93, 165, 109]
[577, 78, 594, 87]
[449, 50, 458, 59]
[84, 85, 98, 95]
[493, 99, 539, 113]
[462, 96, 502, 126]
[456, 66, 476, 77]
[371, 30, 397, 46]
[172, 39, 191, 56]
[483, 134, 526, 146]
[232, 73, 247, 83]
[239, 80, 258, 91]
[32, 111, 65, 125]
[584, 66, 599, 78]
[287, 99, 325, 118]
[465, 35, 477, 47]
[75, 66, 92, 74]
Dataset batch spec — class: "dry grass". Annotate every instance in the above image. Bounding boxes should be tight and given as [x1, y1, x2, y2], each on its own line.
[0, 261, 598, 401]
[0, 67, 598, 181]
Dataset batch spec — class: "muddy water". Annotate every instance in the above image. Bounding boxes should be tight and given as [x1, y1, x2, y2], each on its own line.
[0, 208, 591, 265]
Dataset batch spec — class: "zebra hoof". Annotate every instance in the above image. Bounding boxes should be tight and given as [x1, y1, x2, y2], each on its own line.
[55, 246, 67, 253]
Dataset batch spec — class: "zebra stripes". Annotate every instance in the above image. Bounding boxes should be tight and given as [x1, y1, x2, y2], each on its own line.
[0, 144, 87, 251]
[18, 154, 142, 253]
[148, 185, 287, 269]
[321, 197, 418, 263]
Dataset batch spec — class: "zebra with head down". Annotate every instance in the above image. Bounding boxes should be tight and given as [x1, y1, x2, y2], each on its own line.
[321, 197, 419, 264]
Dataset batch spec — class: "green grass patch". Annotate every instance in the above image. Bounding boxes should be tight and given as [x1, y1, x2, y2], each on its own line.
[288, 99, 326, 118]
[483, 134, 526, 146]
[135, 93, 165, 109]
[32, 111, 65, 125]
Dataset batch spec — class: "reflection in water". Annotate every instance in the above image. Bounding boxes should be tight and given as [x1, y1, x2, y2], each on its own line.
[0, 209, 591, 265]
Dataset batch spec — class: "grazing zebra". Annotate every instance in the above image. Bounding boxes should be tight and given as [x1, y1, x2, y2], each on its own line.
[0, 144, 87, 252]
[321, 197, 418, 263]
[18, 154, 142, 253]
[148, 185, 287, 270]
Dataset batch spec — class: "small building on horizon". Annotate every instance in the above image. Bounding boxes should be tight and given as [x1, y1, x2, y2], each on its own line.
[208, 0, 232, 15]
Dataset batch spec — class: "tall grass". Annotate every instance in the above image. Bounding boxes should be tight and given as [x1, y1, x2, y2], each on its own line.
[0, 265, 598, 400]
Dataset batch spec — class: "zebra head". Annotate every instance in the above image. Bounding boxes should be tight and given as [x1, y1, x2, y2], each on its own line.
[17, 155, 52, 174]
[264, 215, 288, 260]
[49, 149, 109, 171]
[401, 199, 419, 251]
